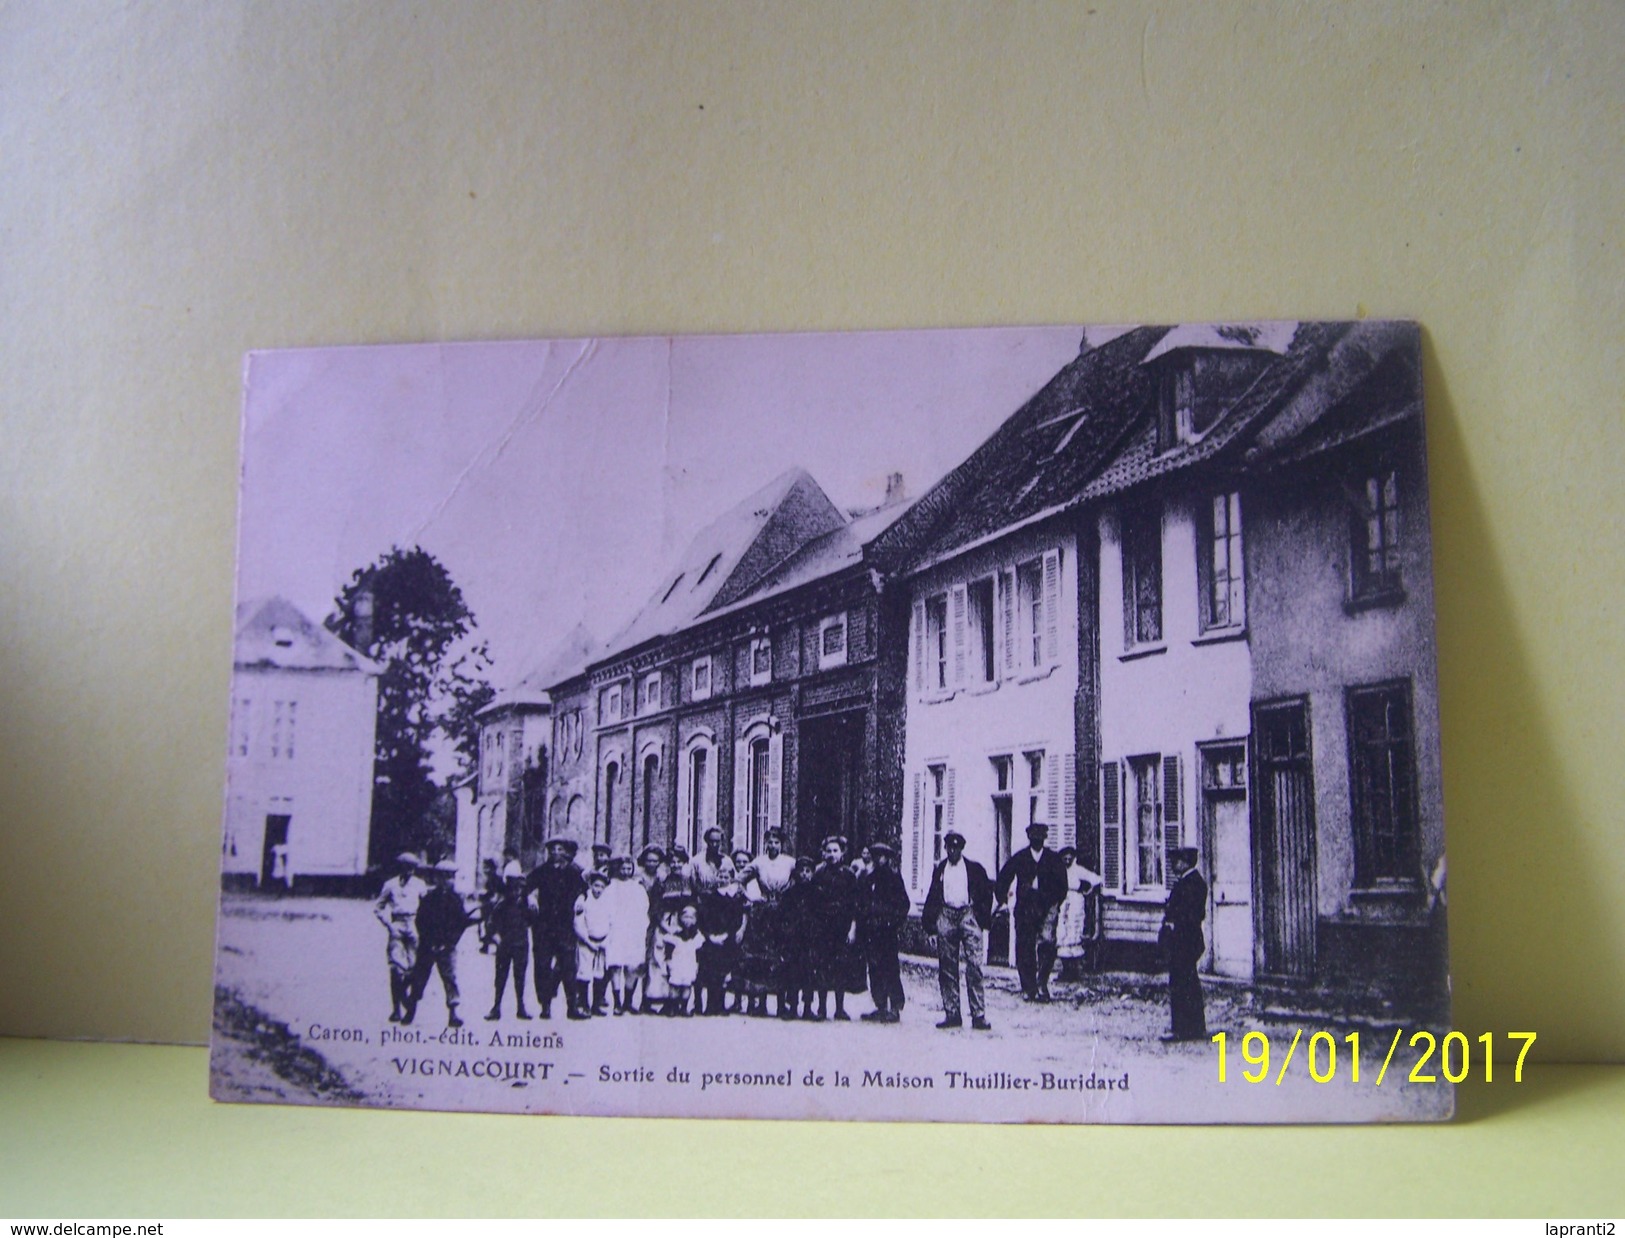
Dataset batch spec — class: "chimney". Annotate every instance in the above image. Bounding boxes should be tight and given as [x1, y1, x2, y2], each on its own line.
[885, 472, 905, 506]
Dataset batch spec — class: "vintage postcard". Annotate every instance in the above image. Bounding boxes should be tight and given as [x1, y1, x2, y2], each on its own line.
[211, 321, 1452, 1122]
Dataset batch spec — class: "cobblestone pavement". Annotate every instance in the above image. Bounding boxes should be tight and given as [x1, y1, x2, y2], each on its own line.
[212, 891, 1450, 1123]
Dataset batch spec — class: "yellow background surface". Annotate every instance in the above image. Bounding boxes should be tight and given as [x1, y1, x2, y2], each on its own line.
[1, 0, 1623, 1215]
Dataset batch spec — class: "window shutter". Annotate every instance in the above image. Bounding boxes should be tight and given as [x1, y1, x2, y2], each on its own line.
[1000, 568, 1017, 677]
[767, 730, 784, 834]
[1060, 752, 1077, 851]
[732, 738, 747, 849]
[909, 771, 923, 891]
[1042, 549, 1061, 667]
[945, 767, 957, 834]
[1046, 751, 1061, 829]
[1162, 753, 1183, 864]
[702, 744, 715, 838]
[950, 584, 967, 687]
[1101, 760, 1122, 891]
[912, 600, 926, 695]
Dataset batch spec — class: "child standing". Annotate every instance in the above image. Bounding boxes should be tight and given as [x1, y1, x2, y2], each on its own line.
[605, 856, 650, 1015]
[661, 903, 702, 1017]
[573, 869, 614, 1016]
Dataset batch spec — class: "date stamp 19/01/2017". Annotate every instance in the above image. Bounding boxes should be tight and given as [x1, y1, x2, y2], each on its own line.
[1212, 1031, 1537, 1086]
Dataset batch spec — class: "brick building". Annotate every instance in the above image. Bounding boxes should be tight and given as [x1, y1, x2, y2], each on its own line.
[545, 468, 911, 860]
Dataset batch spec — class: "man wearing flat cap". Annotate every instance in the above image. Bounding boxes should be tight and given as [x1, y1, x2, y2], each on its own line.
[526, 837, 587, 1019]
[858, 842, 910, 1023]
[1159, 847, 1209, 1041]
[995, 822, 1069, 1002]
[921, 831, 994, 1030]
[373, 852, 429, 1023]
[405, 860, 474, 1027]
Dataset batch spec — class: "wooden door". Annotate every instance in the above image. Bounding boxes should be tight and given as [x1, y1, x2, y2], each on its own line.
[1251, 701, 1317, 979]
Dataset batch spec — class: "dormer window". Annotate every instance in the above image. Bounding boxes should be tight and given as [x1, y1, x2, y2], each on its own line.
[1157, 364, 1197, 451]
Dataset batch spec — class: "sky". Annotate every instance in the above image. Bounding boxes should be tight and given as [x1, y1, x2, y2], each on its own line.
[235, 325, 1093, 689]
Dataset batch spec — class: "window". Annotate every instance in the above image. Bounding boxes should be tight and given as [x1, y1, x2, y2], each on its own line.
[270, 700, 296, 761]
[231, 697, 251, 757]
[925, 594, 949, 692]
[747, 736, 771, 849]
[686, 744, 711, 848]
[928, 764, 948, 867]
[1200, 492, 1245, 631]
[991, 755, 1014, 873]
[1017, 559, 1045, 668]
[749, 636, 772, 686]
[1129, 756, 1164, 890]
[819, 613, 848, 669]
[1157, 364, 1197, 451]
[1025, 750, 1046, 829]
[642, 752, 660, 838]
[660, 573, 685, 604]
[1202, 745, 1247, 791]
[967, 577, 995, 684]
[603, 759, 620, 836]
[1348, 682, 1419, 886]
[600, 683, 623, 723]
[696, 553, 723, 587]
[558, 710, 580, 761]
[691, 656, 712, 701]
[1351, 469, 1403, 602]
[641, 672, 661, 713]
[1122, 507, 1163, 647]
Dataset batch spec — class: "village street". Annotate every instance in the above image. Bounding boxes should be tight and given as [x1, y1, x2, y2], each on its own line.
[212, 891, 1449, 1123]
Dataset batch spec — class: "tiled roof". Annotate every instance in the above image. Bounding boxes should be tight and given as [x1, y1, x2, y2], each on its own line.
[592, 467, 845, 665]
[1079, 322, 1349, 500]
[724, 500, 905, 607]
[1246, 326, 1423, 468]
[887, 326, 1171, 571]
[234, 596, 378, 674]
[890, 320, 1418, 574]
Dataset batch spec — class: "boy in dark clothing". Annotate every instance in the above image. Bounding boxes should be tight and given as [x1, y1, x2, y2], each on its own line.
[485, 862, 532, 1021]
[776, 856, 819, 1020]
[406, 860, 474, 1027]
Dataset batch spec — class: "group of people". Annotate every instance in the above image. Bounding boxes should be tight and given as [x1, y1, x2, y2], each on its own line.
[375, 820, 1207, 1042]
[377, 827, 912, 1028]
[919, 822, 1103, 1029]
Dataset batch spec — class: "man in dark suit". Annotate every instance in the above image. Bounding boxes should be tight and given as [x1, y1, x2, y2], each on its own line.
[1160, 846, 1209, 1041]
[857, 842, 910, 1023]
[526, 837, 587, 1019]
[995, 822, 1069, 1002]
[921, 831, 993, 1030]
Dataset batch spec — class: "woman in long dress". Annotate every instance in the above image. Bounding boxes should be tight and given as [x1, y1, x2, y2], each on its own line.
[1055, 846, 1102, 968]
[808, 835, 865, 1021]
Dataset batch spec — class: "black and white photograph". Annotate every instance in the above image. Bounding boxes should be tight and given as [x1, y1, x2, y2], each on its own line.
[211, 319, 1452, 1123]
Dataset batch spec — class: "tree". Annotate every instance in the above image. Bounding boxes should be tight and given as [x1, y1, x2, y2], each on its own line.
[326, 546, 494, 866]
